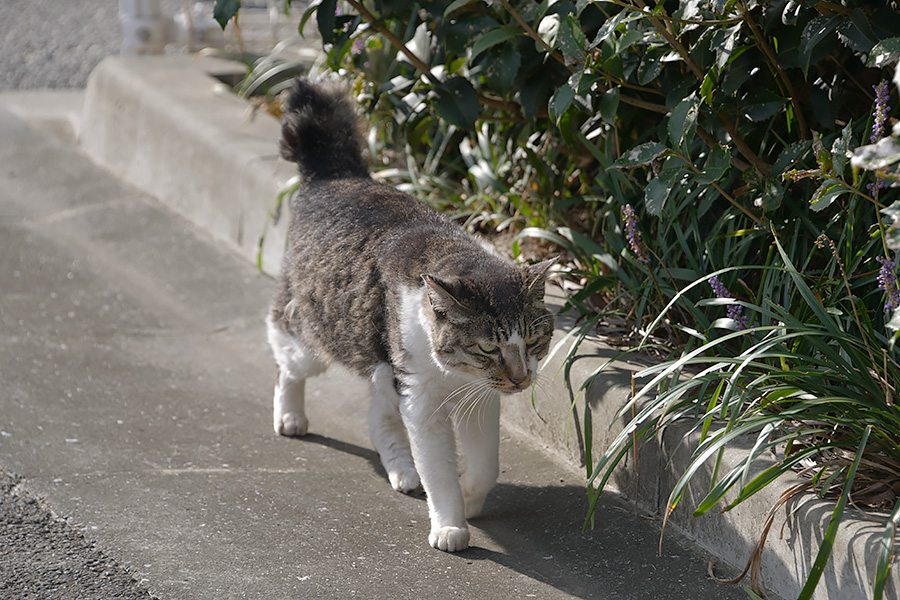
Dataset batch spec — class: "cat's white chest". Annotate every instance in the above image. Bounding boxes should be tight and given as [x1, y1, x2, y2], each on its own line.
[399, 287, 442, 374]
[398, 286, 468, 399]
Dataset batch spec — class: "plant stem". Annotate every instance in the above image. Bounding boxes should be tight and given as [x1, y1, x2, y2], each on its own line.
[631, 0, 704, 81]
[607, 0, 744, 26]
[738, 0, 810, 140]
[498, 0, 669, 115]
[675, 148, 764, 225]
[718, 114, 773, 177]
[497, 0, 569, 68]
[630, 0, 772, 175]
[344, 0, 437, 82]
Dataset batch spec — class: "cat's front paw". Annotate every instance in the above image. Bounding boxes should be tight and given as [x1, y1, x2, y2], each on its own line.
[429, 526, 470, 552]
[388, 468, 421, 495]
[275, 412, 309, 437]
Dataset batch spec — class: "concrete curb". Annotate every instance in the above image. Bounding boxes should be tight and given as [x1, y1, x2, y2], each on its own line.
[80, 55, 295, 276]
[73, 55, 896, 600]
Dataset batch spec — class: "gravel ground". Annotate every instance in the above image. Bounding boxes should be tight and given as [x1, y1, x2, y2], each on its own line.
[0, 0, 204, 90]
[0, 472, 154, 600]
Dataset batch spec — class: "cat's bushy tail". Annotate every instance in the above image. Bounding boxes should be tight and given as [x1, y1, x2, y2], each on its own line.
[279, 78, 369, 181]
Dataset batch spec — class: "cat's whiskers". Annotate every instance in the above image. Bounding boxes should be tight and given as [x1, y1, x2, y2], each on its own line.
[530, 314, 555, 328]
[430, 377, 492, 423]
[452, 382, 496, 433]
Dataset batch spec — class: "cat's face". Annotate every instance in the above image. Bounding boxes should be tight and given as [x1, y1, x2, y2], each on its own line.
[422, 260, 555, 393]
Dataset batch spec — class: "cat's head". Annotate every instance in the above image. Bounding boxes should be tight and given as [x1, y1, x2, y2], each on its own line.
[421, 259, 556, 393]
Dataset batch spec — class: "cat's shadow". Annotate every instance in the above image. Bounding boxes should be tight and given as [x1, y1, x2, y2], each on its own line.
[294, 432, 426, 497]
[292, 432, 715, 600]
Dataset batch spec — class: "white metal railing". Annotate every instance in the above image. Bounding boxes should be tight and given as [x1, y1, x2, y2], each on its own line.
[119, 0, 225, 55]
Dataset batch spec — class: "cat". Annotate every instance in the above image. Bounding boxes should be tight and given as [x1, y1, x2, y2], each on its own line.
[266, 77, 556, 552]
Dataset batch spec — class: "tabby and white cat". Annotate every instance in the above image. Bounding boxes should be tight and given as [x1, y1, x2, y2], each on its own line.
[267, 78, 555, 552]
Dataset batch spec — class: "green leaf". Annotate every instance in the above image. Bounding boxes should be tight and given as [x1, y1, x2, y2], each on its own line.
[796, 426, 871, 600]
[612, 141, 668, 168]
[515, 227, 579, 256]
[741, 88, 786, 122]
[773, 140, 811, 177]
[696, 144, 731, 184]
[444, 14, 500, 55]
[644, 178, 669, 216]
[837, 8, 878, 53]
[443, 0, 476, 18]
[213, 0, 241, 28]
[615, 28, 644, 55]
[432, 77, 480, 130]
[537, 13, 561, 49]
[519, 70, 553, 122]
[470, 27, 520, 61]
[315, 0, 337, 43]
[868, 36, 900, 67]
[740, 584, 767, 600]
[599, 87, 620, 125]
[558, 13, 587, 60]
[483, 43, 521, 96]
[830, 121, 853, 177]
[887, 308, 900, 332]
[699, 67, 717, 107]
[711, 23, 741, 70]
[591, 10, 643, 48]
[874, 495, 900, 599]
[668, 95, 699, 153]
[851, 137, 900, 171]
[810, 179, 849, 212]
[549, 83, 576, 124]
[637, 47, 666, 86]
[799, 15, 840, 78]
[756, 177, 784, 211]
[881, 201, 900, 250]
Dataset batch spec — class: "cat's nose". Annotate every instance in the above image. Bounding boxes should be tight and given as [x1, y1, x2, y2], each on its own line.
[507, 371, 530, 388]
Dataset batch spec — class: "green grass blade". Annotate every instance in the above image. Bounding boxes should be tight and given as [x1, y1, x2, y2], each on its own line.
[874, 494, 900, 600]
[796, 425, 871, 600]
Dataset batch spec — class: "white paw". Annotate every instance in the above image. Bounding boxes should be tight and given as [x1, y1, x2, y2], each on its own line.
[275, 412, 309, 437]
[429, 526, 470, 552]
[388, 468, 421, 495]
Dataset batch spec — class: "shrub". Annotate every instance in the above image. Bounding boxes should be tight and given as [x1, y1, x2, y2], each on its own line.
[215, 0, 900, 596]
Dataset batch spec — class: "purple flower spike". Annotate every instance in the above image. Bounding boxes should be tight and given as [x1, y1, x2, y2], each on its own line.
[877, 256, 900, 312]
[709, 275, 749, 330]
[871, 80, 891, 144]
[622, 204, 651, 265]
[709, 275, 730, 299]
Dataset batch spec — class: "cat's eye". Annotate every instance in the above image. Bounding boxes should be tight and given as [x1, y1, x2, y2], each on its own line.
[525, 337, 540, 348]
[478, 342, 498, 353]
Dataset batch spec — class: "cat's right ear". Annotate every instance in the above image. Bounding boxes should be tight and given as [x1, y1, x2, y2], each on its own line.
[422, 273, 466, 321]
[422, 274, 464, 316]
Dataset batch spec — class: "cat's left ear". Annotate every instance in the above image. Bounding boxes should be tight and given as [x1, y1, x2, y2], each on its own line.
[524, 258, 558, 298]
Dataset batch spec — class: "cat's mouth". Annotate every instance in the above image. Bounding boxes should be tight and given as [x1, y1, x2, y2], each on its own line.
[500, 376, 532, 394]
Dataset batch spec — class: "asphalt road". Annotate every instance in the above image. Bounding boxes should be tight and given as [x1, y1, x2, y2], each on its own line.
[0, 472, 154, 599]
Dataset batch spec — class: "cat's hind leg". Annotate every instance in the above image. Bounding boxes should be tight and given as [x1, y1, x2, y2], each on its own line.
[369, 363, 420, 494]
[457, 392, 500, 519]
[267, 316, 326, 437]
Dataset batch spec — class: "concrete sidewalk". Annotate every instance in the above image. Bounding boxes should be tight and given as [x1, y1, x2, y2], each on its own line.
[0, 105, 747, 598]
